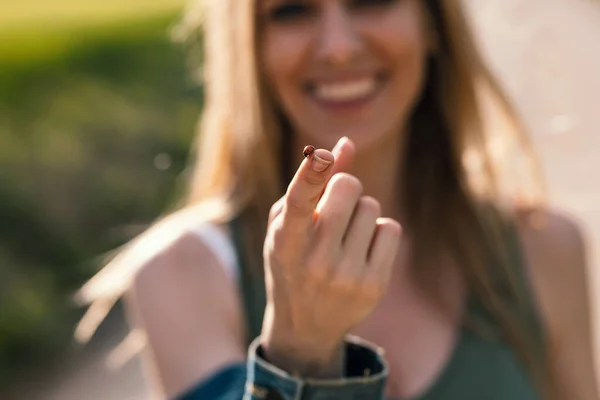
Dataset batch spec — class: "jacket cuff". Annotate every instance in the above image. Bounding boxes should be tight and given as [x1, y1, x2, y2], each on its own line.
[244, 335, 388, 400]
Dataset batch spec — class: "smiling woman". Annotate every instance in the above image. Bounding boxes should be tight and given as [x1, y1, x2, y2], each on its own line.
[76, 0, 599, 399]
[257, 0, 431, 154]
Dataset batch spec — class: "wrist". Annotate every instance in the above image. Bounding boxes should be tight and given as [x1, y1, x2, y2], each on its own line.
[260, 303, 346, 378]
[260, 334, 345, 379]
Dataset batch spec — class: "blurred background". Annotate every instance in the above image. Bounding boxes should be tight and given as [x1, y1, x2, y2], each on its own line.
[0, 0, 598, 399]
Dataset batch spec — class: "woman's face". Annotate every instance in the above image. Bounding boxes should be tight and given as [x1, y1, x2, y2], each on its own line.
[258, 0, 434, 151]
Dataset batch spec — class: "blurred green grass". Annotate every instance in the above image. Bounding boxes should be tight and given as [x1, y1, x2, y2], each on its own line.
[0, 0, 185, 32]
[0, 0, 186, 64]
[0, 3, 204, 386]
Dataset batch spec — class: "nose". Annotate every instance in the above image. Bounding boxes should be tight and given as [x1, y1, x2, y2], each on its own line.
[314, 4, 361, 65]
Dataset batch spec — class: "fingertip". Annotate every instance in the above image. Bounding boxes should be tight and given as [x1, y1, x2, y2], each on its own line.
[343, 137, 356, 152]
[376, 217, 402, 236]
[329, 138, 356, 177]
[332, 136, 353, 156]
[335, 137, 356, 154]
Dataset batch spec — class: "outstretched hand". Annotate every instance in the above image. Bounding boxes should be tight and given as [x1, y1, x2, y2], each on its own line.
[261, 137, 401, 378]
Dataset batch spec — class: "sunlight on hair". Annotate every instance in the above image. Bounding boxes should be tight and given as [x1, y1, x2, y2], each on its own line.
[170, 0, 205, 43]
[476, 79, 546, 206]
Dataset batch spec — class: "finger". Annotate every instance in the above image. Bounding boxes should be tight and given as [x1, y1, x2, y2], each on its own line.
[342, 196, 381, 266]
[329, 137, 356, 178]
[315, 173, 363, 245]
[283, 148, 334, 233]
[312, 136, 357, 213]
[366, 218, 402, 285]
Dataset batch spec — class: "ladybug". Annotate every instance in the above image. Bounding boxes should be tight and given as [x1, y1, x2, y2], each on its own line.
[303, 145, 316, 158]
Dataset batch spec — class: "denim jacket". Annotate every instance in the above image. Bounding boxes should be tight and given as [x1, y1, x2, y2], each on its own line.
[176, 335, 388, 400]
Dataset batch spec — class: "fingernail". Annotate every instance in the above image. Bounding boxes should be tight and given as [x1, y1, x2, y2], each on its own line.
[332, 136, 348, 157]
[312, 153, 332, 172]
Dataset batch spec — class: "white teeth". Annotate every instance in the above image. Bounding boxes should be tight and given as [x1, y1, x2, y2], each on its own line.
[315, 78, 376, 102]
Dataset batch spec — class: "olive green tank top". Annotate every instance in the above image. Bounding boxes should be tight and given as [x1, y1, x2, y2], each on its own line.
[228, 217, 544, 400]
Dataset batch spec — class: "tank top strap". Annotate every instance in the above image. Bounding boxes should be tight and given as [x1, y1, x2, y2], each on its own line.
[191, 222, 240, 281]
[227, 215, 267, 346]
[465, 213, 546, 347]
[502, 215, 547, 346]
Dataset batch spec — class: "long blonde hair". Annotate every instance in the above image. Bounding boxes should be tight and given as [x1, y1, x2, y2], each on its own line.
[76, 0, 554, 395]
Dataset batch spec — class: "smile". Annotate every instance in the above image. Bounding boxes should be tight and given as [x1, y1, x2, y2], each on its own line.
[315, 77, 377, 101]
[306, 74, 385, 111]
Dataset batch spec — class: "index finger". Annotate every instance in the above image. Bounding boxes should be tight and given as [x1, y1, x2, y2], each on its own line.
[283, 147, 334, 231]
[269, 137, 356, 228]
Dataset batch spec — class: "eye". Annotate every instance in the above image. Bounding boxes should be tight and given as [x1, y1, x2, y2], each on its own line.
[267, 2, 314, 22]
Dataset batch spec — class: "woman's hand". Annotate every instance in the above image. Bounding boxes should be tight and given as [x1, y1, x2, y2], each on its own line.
[261, 137, 401, 379]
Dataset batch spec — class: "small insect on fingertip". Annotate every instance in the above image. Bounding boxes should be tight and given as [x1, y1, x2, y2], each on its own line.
[303, 145, 316, 158]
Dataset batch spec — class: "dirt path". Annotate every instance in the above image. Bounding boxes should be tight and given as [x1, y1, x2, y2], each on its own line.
[11, 1, 600, 399]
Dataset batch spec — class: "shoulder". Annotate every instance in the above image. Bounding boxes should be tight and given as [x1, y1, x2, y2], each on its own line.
[513, 206, 599, 396]
[129, 221, 244, 339]
[513, 206, 594, 358]
[513, 205, 588, 310]
[125, 200, 237, 297]
[126, 211, 247, 397]
[514, 205, 585, 256]
[512, 204, 599, 395]
[129, 214, 241, 325]
[132, 226, 228, 293]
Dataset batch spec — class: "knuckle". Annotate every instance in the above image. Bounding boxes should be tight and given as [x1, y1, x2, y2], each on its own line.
[304, 172, 326, 187]
[284, 195, 311, 217]
[268, 208, 277, 223]
[330, 273, 357, 293]
[358, 196, 381, 218]
[316, 204, 343, 228]
[288, 172, 324, 192]
[269, 198, 285, 222]
[323, 207, 347, 224]
[330, 173, 363, 197]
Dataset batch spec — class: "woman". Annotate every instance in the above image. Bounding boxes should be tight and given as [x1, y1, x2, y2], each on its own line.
[76, 0, 598, 399]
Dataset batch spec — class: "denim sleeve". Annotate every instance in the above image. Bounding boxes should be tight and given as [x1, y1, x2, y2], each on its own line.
[245, 335, 388, 400]
[175, 335, 388, 400]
